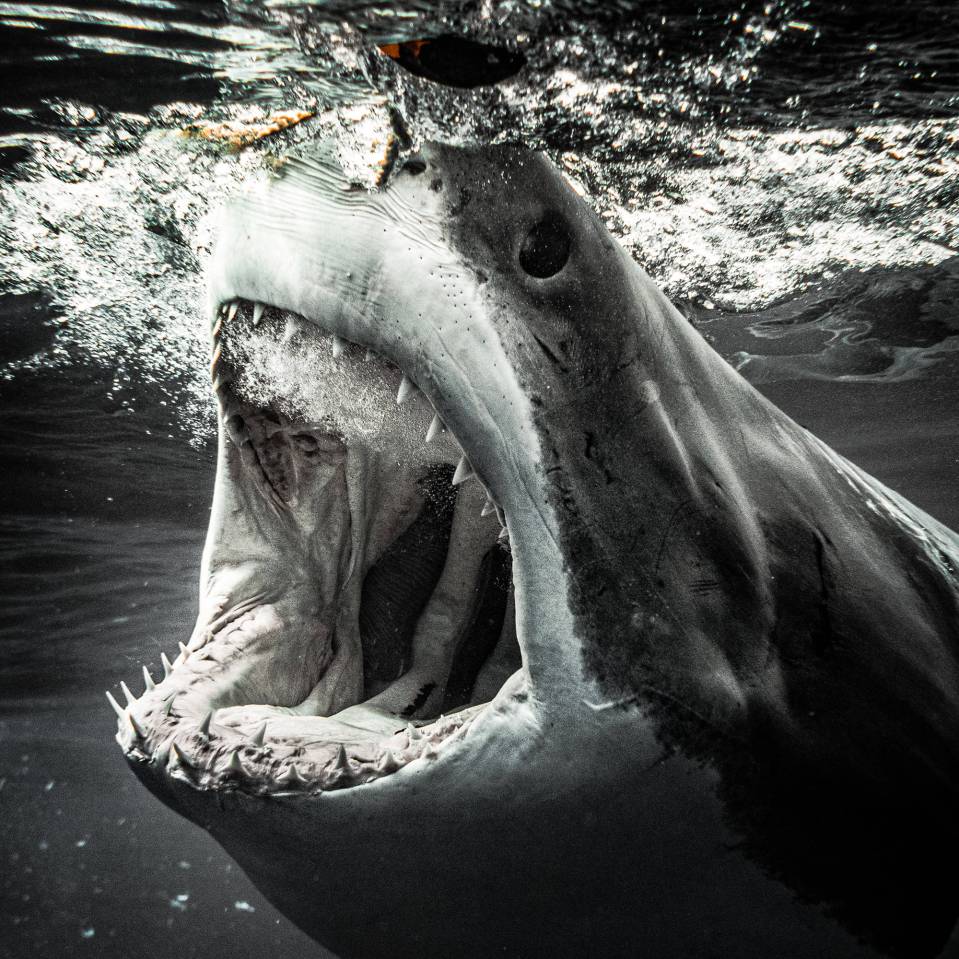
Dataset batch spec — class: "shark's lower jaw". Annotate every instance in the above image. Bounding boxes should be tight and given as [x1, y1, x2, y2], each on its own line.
[110, 297, 525, 796]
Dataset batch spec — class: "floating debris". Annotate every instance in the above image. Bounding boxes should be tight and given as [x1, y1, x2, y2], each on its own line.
[182, 110, 314, 151]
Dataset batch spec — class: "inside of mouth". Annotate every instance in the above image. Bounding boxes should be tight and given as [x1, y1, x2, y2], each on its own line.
[145, 298, 521, 792]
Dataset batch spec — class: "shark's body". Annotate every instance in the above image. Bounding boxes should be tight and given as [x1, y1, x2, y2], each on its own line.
[111, 144, 959, 958]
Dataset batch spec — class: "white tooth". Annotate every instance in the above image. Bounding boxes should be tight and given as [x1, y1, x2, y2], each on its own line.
[332, 335, 348, 358]
[142, 666, 156, 692]
[171, 742, 194, 769]
[161, 652, 174, 678]
[481, 497, 496, 517]
[151, 737, 172, 767]
[375, 750, 399, 774]
[332, 744, 352, 774]
[452, 456, 474, 486]
[426, 413, 445, 443]
[120, 681, 136, 706]
[127, 712, 146, 739]
[161, 695, 176, 717]
[226, 750, 245, 775]
[497, 526, 509, 543]
[276, 764, 304, 785]
[364, 348, 376, 362]
[177, 641, 190, 662]
[251, 722, 268, 747]
[396, 374, 416, 405]
[219, 302, 229, 317]
[198, 711, 213, 737]
[227, 301, 238, 322]
[105, 691, 125, 720]
[406, 723, 422, 743]
[252, 302, 265, 326]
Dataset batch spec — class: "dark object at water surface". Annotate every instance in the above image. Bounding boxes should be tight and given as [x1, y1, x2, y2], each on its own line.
[379, 35, 525, 88]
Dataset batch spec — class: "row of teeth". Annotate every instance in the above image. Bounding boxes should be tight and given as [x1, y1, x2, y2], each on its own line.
[106, 650, 475, 794]
[107, 294, 497, 792]
[210, 298, 507, 531]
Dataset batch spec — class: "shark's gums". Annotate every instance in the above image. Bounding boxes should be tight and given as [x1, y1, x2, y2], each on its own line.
[109, 144, 959, 959]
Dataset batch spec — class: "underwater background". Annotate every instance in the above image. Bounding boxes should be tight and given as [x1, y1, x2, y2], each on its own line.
[0, 1, 957, 956]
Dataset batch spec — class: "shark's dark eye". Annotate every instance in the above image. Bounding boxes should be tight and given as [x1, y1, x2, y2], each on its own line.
[519, 216, 570, 279]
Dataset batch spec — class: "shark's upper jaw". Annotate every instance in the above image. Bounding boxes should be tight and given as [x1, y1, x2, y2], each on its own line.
[109, 282, 541, 796]
[110, 144, 596, 800]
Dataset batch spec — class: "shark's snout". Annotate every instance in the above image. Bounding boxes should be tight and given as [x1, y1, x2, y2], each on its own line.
[109, 145, 583, 802]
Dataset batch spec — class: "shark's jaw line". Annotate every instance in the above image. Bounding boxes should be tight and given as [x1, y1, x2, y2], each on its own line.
[109, 276, 569, 798]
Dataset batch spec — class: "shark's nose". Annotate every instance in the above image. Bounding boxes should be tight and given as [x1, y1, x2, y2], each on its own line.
[401, 155, 428, 177]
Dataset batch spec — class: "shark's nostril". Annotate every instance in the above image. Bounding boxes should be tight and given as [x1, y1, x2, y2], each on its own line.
[403, 157, 427, 176]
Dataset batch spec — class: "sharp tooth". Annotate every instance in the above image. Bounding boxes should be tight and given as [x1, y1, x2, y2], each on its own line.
[120, 681, 136, 706]
[364, 348, 376, 362]
[105, 691, 125, 720]
[227, 301, 238, 322]
[178, 642, 190, 662]
[375, 750, 400, 774]
[452, 456, 474, 486]
[396, 374, 415, 405]
[252, 302, 265, 326]
[250, 722, 268, 748]
[161, 695, 176, 717]
[171, 742, 194, 770]
[219, 302, 229, 317]
[142, 666, 155, 692]
[226, 750, 245, 775]
[198, 711, 214, 737]
[481, 497, 496, 518]
[127, 712, 146, 739]
[161, 652, 174, 678]
[331, 744, 352, 774]
[426, 413, 445, 443]
[152, 737, 172, 767]
[277, 764, 305, 786]
[332, 335, 348, 358]
[405, 723, 422, 743]
[498, 526, 509, 543]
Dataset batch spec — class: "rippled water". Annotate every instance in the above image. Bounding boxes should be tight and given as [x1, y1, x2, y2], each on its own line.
[1, 2, 957, 956]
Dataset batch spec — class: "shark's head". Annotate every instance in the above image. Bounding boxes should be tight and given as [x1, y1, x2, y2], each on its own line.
[111, 143, 959, 959]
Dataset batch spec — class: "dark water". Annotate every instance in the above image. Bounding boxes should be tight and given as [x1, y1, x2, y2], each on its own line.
[1, 2, 958, 957]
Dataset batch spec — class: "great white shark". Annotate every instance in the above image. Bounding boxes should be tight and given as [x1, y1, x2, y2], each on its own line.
[108, 143, 959, 958]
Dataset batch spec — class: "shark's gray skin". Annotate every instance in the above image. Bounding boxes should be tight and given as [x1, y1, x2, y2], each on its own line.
[110, 144, 959, 959]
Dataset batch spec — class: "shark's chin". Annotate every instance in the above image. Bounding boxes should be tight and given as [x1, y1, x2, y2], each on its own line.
[109, 295, 531, 797]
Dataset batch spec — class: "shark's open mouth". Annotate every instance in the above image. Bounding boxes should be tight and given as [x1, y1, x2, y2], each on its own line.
[109, 294, 525, 795]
